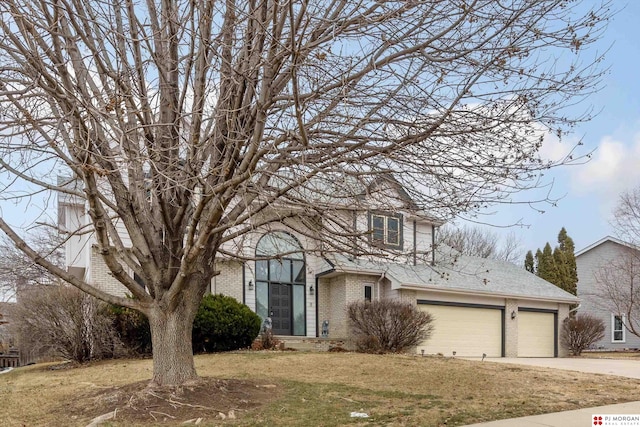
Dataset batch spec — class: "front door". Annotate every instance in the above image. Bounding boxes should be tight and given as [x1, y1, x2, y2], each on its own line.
[269, 283, 292, 335]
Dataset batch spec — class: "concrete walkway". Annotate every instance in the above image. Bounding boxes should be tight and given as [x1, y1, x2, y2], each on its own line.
[463, 401, 640, 427]
[462, 358, 640, 426]
[474, 357, 640, 379]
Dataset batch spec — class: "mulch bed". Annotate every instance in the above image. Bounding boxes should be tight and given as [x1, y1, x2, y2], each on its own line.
[62, 377, 280, 425]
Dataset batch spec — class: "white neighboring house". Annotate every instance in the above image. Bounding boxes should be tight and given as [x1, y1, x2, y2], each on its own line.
[576, 236, 640, 350]
[59, 176, 578, 357]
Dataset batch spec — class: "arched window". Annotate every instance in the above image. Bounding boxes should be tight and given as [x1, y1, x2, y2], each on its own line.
[255, 232, 306, 336]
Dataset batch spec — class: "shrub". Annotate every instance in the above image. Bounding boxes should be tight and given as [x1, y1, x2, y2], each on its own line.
[256, 329, 281, 350]
[347, 299, 434, 353]
[192, 294, 261, 353]
[561, 314, 605, 356]
[10, 285, 123, 363]
[109, 305, 152, 356]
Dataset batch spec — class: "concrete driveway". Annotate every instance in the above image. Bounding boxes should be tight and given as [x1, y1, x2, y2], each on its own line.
[478, 357, 640, 379]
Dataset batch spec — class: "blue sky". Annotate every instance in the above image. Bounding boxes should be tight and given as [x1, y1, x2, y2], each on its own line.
[481, 1, 640, 256]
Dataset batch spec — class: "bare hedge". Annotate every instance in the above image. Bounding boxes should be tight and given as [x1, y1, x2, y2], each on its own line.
[561, 314, 605, 356]
[347, 299, 434, 353]
[10, 285, 123, 363]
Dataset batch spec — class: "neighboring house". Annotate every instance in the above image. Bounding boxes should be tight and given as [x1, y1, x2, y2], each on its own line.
[59, 176, 578, 357]
[576, 236, 640, 350]
[0, 302, 12, 353]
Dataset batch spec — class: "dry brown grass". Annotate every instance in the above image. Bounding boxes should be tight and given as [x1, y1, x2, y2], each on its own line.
[2, 352, 640, 426]
[581, 350, 640, 359]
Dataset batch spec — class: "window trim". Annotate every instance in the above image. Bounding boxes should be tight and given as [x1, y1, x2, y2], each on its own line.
[612, 314, 626, 343]
[368, 211, 403, 249]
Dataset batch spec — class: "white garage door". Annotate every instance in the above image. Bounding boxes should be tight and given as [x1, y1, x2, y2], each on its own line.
[518, 310, 556, 357]
[417, 304, 503, 357]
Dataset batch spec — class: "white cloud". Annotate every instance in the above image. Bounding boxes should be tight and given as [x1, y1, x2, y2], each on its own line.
[571, 134, 640, 196]
[538, 129, 575, 163]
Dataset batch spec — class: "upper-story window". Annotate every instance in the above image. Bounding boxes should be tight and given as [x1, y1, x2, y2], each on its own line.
[369, 211, 403, 249]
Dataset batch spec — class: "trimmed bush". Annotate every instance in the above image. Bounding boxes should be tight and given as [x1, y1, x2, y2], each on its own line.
[192, 294, 261, 353]
[561, 313, 605, 356]
[347, 299, 434, 353]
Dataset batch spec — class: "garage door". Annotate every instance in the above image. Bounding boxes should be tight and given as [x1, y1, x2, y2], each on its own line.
[417, 304, 503, 357]
[518, 310, 556, 357]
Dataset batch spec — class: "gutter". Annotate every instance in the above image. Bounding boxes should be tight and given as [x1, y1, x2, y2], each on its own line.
[315, 265, 384, 278]
[376, 271, 386, 300]
[398, 283, 580, 305]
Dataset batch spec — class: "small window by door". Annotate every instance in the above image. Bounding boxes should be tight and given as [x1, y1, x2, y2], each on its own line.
[612, 314, 626, 343]
[364, 285, 372, 302]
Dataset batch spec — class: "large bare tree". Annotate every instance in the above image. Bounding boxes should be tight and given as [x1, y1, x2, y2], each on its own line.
[0, 1, 610, 386]
[437, 224, 522, 264]
[0, 229, 64, 302]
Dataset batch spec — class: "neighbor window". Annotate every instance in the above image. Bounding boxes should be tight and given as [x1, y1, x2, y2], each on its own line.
[369, 212, 403, 249]
[612, 314, 625, 343]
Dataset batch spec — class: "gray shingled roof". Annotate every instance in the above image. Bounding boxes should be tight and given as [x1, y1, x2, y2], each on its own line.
[321, 251, 579, 303]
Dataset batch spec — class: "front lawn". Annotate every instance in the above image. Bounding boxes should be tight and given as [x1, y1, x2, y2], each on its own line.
[1, 352, 638, 426]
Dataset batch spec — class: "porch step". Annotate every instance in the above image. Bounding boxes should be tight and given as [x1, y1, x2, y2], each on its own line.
[275, 336, 351, 352]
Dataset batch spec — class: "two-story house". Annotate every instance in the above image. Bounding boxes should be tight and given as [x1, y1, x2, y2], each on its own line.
[576, 236, 640, 350]
[59, 175, 578, 357]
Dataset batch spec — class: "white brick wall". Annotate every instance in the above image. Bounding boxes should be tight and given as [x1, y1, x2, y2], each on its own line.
[89, 246, 129, 297]
[210, 260, 244, 303]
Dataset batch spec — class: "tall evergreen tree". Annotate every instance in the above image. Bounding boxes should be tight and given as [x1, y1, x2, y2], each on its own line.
[524, 228, 578, 295]
[553, 246, 569, 292]
[524, 250, 535, 273]
[557, 228, 578, 295]
[536, 243, 558, 284]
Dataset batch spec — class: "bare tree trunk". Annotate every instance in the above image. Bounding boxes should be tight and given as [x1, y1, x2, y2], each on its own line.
[147, 294, 201, 387]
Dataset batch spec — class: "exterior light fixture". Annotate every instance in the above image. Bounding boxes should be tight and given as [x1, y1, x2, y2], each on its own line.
[511, 310, 517, 319]
[248, 280, 254, 290]
[309, 284, 314, 295]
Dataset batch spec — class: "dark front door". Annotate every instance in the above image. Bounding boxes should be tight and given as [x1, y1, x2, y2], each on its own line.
[269, 283, 292, 335]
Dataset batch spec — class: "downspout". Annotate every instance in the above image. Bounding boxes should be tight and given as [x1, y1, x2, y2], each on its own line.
[413, 219, 417, 266]
[352, 210, 358, 254]
[431, 224, 436, 266]
[315, 276, 319, 337]
[242, 262, 246, 304]
[376, 272, 386, 300]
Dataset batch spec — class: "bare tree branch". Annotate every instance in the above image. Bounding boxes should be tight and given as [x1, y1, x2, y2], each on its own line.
[0, 0, 612, 385]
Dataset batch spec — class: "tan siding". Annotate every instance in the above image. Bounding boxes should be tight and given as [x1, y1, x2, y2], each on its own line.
[577, 240, 640, 350]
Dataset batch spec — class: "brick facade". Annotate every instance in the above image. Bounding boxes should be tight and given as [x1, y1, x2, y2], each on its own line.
[504, 298, 519, 357]
[89, 246, 129, 297]
[210, 260, 244, 303]
[557, 303, 570, 357]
